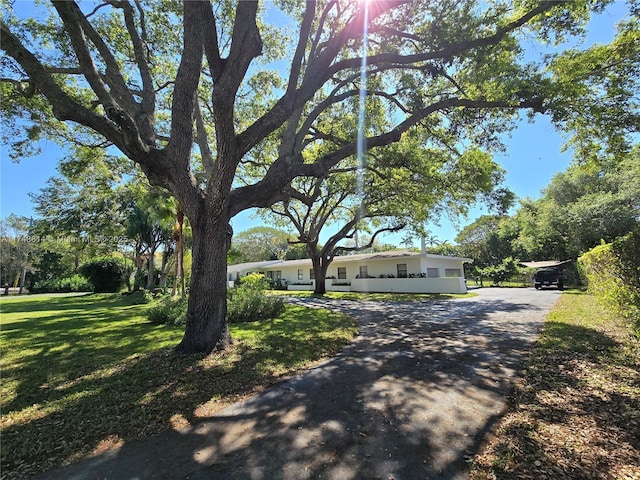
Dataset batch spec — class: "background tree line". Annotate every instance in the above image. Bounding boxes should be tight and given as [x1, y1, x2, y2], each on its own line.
[1, 152, 192, 295]
[453, 144, 640, 285]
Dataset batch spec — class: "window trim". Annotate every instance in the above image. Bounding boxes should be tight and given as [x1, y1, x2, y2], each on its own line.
[427, 268, 439, 278]
[397, 263, 408, 278]
[337, 267, 347, 279]
[445, 268, 462, 278]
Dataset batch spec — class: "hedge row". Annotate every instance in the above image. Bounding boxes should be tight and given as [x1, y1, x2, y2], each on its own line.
[579, 228, 640, 332]
[31, 256, 125, 294]
[31, 274, 93, 294]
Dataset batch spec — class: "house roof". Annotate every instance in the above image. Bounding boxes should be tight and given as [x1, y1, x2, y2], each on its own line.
[330, 250, 473, 263]
[228, 250, 473, 272]
[227, 259, 283, 273]
[520, 260, 572, 269]
[424, 253, 474, 263]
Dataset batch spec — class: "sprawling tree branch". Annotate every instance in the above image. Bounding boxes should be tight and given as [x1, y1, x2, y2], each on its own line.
[1, 21, 124, 148]
[329, 3, 554, 74]
[53, 1, 137, 116]
[166, 2, 203, 170]
[334, 223, 406, 255]
[230, 96, 543, 216]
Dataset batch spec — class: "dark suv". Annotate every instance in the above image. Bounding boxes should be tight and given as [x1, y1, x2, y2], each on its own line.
[534, 268, 563, 290]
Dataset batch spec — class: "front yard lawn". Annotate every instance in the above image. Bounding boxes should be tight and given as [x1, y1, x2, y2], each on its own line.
[0, 293, 357, 478]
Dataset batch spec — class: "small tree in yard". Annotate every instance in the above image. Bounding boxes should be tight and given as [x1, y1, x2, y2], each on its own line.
[480, 256, 521, 286]
[79, 257, 124, 293]
[2, 1, 638, 353]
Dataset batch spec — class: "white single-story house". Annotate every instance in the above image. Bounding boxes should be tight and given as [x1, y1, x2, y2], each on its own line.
[228, 250, 473, 294]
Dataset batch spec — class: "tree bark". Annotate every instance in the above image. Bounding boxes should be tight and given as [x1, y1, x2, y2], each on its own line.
[307, 243, 329, 295]
[176, 210, 232, 354]
[133, 243, 144, 291]
[18, 262, 27, 295]
[172, 209, 185, 296]
[145, 244, 157, 290]
[310, 248, 328, 295]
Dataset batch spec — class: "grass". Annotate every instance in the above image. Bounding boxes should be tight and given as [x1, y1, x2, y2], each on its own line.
[469, 290, 640, 480]
[269, 289, 476, 302]
[0, 292, 357, 478]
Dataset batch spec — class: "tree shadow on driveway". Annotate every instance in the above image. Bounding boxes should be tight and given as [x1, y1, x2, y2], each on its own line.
[37, 290, 560, 480]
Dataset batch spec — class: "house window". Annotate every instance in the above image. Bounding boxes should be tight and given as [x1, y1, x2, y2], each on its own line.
[297, 269, 303, 280]
[445, 268, 462, 277]
[337, 267, 347, 279]
[266, 271, 274, 279]
[359, 266, 368, 278]
[310, 269, 314, 280]
[427, 268, 439, 278]
[397, 264, 407, 278]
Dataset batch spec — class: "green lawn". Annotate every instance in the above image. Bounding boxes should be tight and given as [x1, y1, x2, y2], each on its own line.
[0, 293, 357, 478]
[470, 291, 640, 479]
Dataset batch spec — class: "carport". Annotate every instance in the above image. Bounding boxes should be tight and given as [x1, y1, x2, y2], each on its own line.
[521, 260, 572, 290]
[520, 260, 572, 269]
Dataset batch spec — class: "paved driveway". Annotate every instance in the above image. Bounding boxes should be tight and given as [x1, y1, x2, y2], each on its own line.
[39, 287, 561, 480]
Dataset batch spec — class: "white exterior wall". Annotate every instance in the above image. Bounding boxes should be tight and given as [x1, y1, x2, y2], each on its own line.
[278, 265, 308, 283]
[325, 280, 350, 291]
[418, 256, 466, 279]
[227, 252, 470, 294]
[233, 264, 313, 284]
[325, 263, 351, 280]
[350, 277, 466, 294]
[328, 256, 423, 278]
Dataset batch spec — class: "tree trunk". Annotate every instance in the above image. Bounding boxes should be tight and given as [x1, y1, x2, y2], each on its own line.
[172, 210, 185, 297]
[123, 251, 132, 292]
[159, 242, 175, 291]
[133, 243, 144, 291]
[145, 245, 157, 290]
[159, 257, 173, 290]
[18, 263, 27, 295]
[176, 212, 232, 354]
[312, 254, 328, 295]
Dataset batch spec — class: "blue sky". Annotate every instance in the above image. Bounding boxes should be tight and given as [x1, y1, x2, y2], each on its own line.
[0, 1, 629, 245]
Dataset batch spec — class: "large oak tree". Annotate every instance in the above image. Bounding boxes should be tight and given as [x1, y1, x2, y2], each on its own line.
[2, 0, 636, 353]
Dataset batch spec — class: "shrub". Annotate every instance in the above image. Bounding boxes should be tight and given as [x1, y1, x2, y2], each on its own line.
[579, 228, 640, 332]
[79, 257, 125, 293]
[147, 273, 285, 326]
[31, 274, 93, 293]
[133, 269, 148, 290]
[269, 278, 288, 290]
[480, 257, 521, 286]
[147, 295, 188, 326]
[227, 273, 285, 323]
